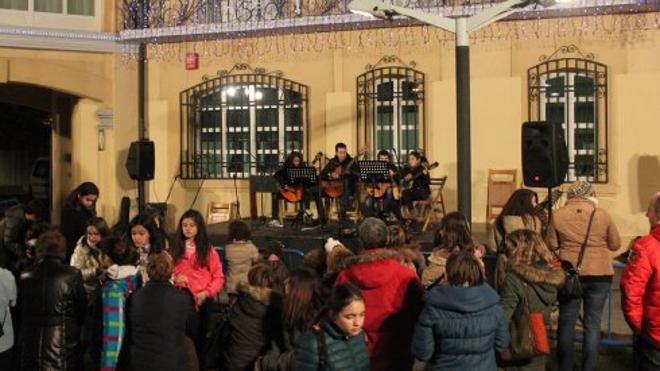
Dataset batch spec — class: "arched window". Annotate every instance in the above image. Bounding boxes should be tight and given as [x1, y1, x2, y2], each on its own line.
[357, 56, 425, 164]
[528, 45, 608, 183]
[180, 65, 309, 179]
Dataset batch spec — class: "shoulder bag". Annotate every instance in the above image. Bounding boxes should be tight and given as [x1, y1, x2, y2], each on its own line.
[500, 280, 551, 363]
[558, 208, 597, 300]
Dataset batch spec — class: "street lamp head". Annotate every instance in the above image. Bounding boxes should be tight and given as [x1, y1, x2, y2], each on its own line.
[348, 0, 397, 20]
[514, 0, 560, 8]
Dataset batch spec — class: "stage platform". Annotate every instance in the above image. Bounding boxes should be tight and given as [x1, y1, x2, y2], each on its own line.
[207, 219, 436, 253]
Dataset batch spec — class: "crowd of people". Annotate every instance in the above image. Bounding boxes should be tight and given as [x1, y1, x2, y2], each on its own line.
[0, 180, 658, 371]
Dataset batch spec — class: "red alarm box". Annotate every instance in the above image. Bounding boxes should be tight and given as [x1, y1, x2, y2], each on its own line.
[185, 52, 199, 70]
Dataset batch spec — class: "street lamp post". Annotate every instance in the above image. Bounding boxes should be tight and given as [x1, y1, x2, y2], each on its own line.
[349, 0, 557, 224]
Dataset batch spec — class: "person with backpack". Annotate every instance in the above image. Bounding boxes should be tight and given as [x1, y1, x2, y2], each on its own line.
[293, 283, 370, 371]
[498, 229, 564, 370]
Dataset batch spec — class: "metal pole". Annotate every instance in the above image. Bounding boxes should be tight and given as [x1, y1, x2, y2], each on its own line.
[137, 0, 148, 214]
[455, 18, 472, 223]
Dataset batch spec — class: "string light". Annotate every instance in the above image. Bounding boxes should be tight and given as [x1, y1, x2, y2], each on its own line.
[112, 0, 660, 63]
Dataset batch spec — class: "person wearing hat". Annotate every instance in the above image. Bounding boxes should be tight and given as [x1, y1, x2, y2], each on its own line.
[546, 181, 621, 371]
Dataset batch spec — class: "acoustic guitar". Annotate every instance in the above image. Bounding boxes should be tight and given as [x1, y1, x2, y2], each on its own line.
[279, 153, 323, 203]
[394, 161, 439, 199]
[321, 147, 367, 199]
[365, 166, 397, 199]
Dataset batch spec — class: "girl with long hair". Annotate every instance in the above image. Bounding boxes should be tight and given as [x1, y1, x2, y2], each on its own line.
[498, 229, 564, 370]
[171, 209, 224, 359]
[422, 212, 485, 287]
[61, 182, 100, 260]
[294, 283, 370, 371]
[70, 217, 109, 302]
[220, 262, 289, 371]
[256, 267, 325, 371]
[492, 189, 545, 291]
[128, 214, 165, 285]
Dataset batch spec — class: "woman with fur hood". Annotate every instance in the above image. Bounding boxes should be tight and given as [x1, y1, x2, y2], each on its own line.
[336, 218, 424, 371]
[498, 229, 564, 371]
[220, 261, 289, 371]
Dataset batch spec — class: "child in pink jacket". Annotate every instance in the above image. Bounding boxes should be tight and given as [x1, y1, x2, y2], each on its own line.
[172, 209, 224, 360]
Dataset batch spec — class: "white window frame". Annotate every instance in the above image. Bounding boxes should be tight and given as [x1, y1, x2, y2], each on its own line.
[374, 77, 420, 158]
[0, 0, 101, 31]
[539, 71, 597, 182]
[199, 83, 304, 178]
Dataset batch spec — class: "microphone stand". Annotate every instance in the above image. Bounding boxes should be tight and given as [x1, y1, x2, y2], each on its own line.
[233, 173, 241, 220]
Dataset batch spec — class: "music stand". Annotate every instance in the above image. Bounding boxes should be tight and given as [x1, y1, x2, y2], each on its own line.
[286, 166, 318, 187]
[358, 161, 391, 183]
[285, 166, 318, 229]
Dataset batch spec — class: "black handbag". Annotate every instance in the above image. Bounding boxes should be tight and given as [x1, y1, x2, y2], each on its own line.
[558, 209, 597, 300]
[0, 308, 7, 338]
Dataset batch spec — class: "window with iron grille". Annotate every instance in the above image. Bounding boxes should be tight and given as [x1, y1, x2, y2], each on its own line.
[357, 60, 425, 166]
[528, 55, 608, 183]
[180, 69, 308, 179]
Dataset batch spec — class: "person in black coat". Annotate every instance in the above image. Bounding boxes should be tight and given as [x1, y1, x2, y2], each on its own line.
[220, 262, 288, 371]
[17, 229, 88, 371]
[127, 251, 195, 371]
[60, 182, 99, 261]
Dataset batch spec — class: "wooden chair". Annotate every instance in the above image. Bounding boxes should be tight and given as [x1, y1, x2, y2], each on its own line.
[486, 169, 518, 223]
[278, 199, 302, 225]
[413, 176, 448, 232]
[207, 202, 237, 225]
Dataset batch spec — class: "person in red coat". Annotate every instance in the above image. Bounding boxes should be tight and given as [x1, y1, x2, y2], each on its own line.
[621, 192, 660, 370]
[336, 217, 424, 371]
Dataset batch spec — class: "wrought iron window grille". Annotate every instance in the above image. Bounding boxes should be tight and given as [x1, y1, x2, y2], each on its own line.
[180, 63, 309, 179]
[528, 44, 608, 183]
[357, 55, 425, 166]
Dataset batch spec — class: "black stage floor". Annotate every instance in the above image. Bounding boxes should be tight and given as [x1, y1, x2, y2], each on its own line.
[207, 219, 436, 253]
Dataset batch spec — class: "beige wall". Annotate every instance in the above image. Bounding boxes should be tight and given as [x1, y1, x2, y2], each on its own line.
[0, 48, 115, 223]
[126, 25, 660, 241]
[3, 16, 659, 243]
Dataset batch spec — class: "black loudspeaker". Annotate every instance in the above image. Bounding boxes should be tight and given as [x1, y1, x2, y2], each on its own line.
[126, 141, 155, 181]
[377, 81, 394, 101]
[522, 121, 569, 188]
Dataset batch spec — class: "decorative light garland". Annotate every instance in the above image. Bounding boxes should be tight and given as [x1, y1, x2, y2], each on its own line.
[116, 0, 660, 63]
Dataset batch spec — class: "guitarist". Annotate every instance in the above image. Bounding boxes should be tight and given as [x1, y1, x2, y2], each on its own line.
[320, 143, 361, 221]
[395, 151, 431, 214]
[364, 150, 399, 219]
[271, 151, 326, 227]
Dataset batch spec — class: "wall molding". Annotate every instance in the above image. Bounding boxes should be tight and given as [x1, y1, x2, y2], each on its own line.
[0, 26, 116, 53]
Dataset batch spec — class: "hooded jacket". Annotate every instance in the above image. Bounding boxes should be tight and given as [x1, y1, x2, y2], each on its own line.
[621, 225, 660, 348]
[335, 249, 424, 371]
[220, 282, 283, 371]
[100, 265, 138, 371]
[70, 236, 102, 301]
[224, 241, 260, 294]
[17, 256, 88, 371]
[499, 263, 564, 322]
[411, 283, 509, 371]
[293, 319, 370, 371]
[497, 263, 563, 370]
